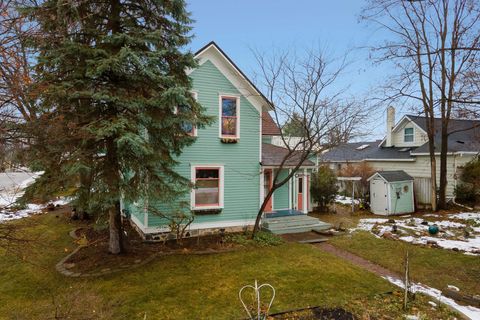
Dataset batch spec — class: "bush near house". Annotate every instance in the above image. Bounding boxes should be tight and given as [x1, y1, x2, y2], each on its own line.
[311, 166, 338, 212]
[339, 163, 375, 208]
[455, 157, 480, 206]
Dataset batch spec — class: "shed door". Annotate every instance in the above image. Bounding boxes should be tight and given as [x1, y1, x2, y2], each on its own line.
[371, 179, 388, 214]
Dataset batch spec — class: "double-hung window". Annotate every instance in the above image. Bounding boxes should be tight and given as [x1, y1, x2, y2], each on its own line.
[177, 92, 198, 136]
[192, 166, 224, 209]
[220, 96, 239, 138]
[404, 127, 414, 143]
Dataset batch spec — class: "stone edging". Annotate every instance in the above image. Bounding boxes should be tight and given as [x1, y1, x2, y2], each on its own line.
[56, 229, 239, 278]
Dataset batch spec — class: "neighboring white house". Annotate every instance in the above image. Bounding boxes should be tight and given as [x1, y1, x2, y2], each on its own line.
[320, 107, 480, 207]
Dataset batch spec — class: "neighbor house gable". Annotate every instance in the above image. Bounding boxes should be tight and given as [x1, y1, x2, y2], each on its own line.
[379, 115, 428, 147]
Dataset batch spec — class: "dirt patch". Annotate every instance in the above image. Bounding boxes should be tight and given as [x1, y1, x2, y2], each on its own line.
[63, 222, 240, 275]
[269, 307, 355, 320]
[281, 232, 328, 243]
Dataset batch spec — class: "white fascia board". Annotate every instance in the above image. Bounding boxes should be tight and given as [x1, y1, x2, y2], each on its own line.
[324, 159, 415, 163]
[191, 44, 270, 113]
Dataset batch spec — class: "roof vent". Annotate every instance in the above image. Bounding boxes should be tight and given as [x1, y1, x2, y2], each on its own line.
[456, 140, 465, 144]
[356, 144, 370, 150]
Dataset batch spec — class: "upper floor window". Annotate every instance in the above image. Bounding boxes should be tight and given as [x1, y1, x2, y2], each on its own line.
[404, 127, 414, 142]
[176, 92, 198, 136]
[220, 96, 239, 138]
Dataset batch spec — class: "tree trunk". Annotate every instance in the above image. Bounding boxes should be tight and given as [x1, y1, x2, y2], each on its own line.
[77, 169, 92, 220]
[106, 137, 123, 254]
[429, 154, 437, 212]
[438, 127, 449, 209]
[252, 190, 273, 237]
[108, 200, 123, 254]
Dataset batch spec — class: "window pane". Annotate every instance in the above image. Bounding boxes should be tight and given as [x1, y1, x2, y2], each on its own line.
[222, 117, 237, 136]
[195, 168, 220, 206]
[195, 187, 219, 205]
[178, 105, 194, 135]
[404, 128, 414, 142]
[196, 169, 219, 179]
[222, 97, 237, 116]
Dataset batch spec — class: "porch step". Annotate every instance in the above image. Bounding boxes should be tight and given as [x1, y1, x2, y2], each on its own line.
[263, 215, 319, 227]
[266, 222, 332, 235]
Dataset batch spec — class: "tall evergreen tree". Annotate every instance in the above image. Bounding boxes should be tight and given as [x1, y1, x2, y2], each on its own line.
[23, 0, 210, 254]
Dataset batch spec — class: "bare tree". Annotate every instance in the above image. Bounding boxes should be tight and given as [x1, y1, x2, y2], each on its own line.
[362, 0, 480, 210]
[0, 0, 39, 169]
[251, 48, 367, 236]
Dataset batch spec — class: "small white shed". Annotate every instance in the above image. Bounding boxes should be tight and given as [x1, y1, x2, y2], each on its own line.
[368, 171, 415, 215]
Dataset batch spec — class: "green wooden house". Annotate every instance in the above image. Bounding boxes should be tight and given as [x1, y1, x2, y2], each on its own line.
[124, 42, 328, 238]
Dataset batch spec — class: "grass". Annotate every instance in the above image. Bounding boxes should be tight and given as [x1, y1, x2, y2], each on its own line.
[0, 212, 459, 319]
[330, 231, 480, 297]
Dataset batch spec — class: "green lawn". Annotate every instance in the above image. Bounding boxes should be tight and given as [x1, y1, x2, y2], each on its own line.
[330, 231, 480, 297]
[0, 213, 458, 319]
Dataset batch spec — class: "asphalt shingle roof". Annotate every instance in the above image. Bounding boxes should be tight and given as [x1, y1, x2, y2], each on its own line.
[262, 143, 315, 167]
[373, 170, 414, 182]
[320, 141, 416, 162]
[262, 112, 282, 136]
[407, 115, 480, 153]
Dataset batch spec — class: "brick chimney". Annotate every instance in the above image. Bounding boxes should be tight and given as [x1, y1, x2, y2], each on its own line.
[385, 106, 395, 147]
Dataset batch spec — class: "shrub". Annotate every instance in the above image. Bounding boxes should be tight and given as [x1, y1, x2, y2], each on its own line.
[455, 157, 480, 205]
[226, 231, 283, 247]
[338, 162, 375, 208]
[310, 166, 338, 212]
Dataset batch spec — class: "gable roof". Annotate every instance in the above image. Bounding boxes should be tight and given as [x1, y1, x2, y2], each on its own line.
[262, 143, 315, 167]
[193, 41, 273, 112]
[262, 112, 281, 136]
[320, 140, 416, 162]
[368, 170, 413, 182]
[406, 115, 480, 154]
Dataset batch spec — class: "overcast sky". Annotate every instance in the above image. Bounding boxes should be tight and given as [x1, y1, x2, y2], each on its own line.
[186, 1, 403, 140]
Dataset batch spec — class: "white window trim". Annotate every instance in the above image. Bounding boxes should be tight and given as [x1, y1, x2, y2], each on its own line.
[404, 127, 415, 143]
[219, 94, 240, 139]
[191, 164, 224, 210]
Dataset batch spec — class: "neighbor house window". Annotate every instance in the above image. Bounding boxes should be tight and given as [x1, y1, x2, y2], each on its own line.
[193, 167, 224, 208]
[220, 96, 239, 138]
[404, 128, 414, 142]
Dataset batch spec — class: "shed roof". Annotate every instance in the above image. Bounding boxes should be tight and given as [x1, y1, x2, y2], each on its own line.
[368, 170, 414, 182]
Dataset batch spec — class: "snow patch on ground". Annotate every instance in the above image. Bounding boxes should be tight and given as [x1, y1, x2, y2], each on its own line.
[383, 276, 480, 320]
[0, 172, 43, 207]
[352, 213, 480, 255]
[0, 199, 69, 222]
[0, 172, 69, 222]
[335, 195, 360, 205]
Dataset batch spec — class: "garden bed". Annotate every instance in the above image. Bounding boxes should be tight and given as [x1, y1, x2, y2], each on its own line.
[63, 223, 282, 275]
[268, 307, 355, 319]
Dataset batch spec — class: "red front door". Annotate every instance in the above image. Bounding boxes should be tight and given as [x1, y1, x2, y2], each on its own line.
[264, 169, 273, 212]
[297, 176, 303, 211]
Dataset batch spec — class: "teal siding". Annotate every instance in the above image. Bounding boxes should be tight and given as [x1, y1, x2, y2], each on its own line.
[273, 169, 290, 210]
[389, 182, 414, 214]
[148, 60, 261, 227]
